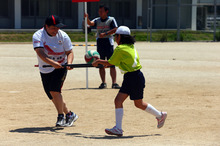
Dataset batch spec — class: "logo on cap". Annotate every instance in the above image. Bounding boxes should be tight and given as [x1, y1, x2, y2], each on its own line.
[45, 15, 66, 28]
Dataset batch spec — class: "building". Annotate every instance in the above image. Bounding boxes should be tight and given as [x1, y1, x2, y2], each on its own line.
[0, 0, 219, 30]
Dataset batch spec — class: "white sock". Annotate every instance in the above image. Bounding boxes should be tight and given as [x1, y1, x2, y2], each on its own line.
[145, 104, 162, 118]
[115, 108, 123, 129]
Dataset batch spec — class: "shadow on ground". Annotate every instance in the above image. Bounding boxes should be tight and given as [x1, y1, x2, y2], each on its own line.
[63, 88, 99, 90]
[10, 127, 65, 134]
[10, 127, 161, 139]
[63, 88, 113, 90]
[67, 133, 161, 139]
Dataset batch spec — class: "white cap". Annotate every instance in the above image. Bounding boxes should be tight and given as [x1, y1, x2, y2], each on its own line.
[115, 26, 131, 35]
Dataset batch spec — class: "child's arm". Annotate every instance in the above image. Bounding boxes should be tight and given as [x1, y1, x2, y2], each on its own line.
[92, 59, 113, 67]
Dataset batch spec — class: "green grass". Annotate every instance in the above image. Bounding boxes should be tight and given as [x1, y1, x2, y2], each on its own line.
[0, 30, 215, 42]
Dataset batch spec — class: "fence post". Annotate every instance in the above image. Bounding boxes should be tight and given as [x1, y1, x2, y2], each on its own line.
[177, 0, 181, 41]
[150, 0, 153, 42]
[147, 0, 150, 42]
[213, 0, 217, 41]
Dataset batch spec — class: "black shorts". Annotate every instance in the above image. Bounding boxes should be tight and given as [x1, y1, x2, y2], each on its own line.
[40, 68, 67, 100]
[97, 38, 114, 60]
[119, 70, 145, 100]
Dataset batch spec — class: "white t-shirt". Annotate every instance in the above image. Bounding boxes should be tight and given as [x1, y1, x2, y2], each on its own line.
[33, 28, 73, 74]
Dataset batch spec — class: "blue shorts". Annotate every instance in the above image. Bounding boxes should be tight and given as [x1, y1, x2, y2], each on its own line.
[97, 38, 114, 60]
[119, 70, 145, 100]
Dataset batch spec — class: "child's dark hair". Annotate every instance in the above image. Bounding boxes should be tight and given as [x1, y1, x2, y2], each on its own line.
[99, 4, 109, 12]
[117, 34, 136, 45]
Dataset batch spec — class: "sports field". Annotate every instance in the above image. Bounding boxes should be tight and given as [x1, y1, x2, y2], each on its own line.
[0, 42, 219, 145]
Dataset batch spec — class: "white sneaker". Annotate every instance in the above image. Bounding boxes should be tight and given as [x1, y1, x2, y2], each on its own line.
[156, 112, 167, 128]
[105, 126, 123, 137]
[56, 116, 65, 127]
[65, 112, 78, 127]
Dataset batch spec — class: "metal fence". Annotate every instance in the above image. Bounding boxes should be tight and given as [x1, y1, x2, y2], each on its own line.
[147, 0, 220, 42]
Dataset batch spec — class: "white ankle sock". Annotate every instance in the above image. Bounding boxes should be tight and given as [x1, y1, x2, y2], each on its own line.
[115, 108, 123, 129]
[145, 104, 162, 118]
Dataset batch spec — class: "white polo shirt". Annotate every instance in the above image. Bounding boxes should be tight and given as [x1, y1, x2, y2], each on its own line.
[33, 28, 73, 74]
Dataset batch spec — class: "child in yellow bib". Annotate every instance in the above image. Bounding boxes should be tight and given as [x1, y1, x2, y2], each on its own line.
[93, 26, 167, 137]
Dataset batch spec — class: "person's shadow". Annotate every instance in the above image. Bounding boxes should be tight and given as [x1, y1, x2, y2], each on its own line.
[67, 133, 161, 139]
[10, 127, 161, 139]
[63, 87, 112, 90]
[10, 127, 65, 134]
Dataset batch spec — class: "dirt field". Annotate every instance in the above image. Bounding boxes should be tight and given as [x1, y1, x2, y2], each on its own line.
[0, 42, 219, 146]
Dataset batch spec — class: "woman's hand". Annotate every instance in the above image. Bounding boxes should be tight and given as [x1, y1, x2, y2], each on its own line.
[92, 59, 100, 67]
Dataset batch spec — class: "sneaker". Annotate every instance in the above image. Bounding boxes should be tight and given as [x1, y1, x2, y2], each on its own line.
[65, 112, 78, 127]
[112, 83, 120, 89]
[156, 112, 167, 128]
[99, 83, 107, 89]
[56, 116, 65, 127]
[105, 126, 123, 137]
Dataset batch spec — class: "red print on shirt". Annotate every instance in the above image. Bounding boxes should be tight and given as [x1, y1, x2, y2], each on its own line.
[97, 26, 110, 29]
[43, 42, 64, 55]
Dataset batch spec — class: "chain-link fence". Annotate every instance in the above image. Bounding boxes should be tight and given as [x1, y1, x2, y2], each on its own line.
[146, 0, 220, 42]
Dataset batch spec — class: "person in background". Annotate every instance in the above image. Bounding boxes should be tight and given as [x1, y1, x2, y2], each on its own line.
[85, 4, 120, 89]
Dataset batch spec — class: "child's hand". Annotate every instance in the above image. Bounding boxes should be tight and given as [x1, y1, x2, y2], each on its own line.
[92, 59, 99, 67]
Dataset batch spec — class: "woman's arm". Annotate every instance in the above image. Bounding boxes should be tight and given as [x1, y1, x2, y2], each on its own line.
[92, 59, 113, 67]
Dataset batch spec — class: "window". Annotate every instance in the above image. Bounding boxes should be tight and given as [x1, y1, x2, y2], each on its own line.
[58, 0, 72, 18]
[124, 2, 130, 18]
[22, 0, 36, 16]
[115, 2, 123, 18]
[38, 0, 49, 16]
[22, 0, 50, 17]
[0, 0, 9, 17]
[115, 1, 130, 19]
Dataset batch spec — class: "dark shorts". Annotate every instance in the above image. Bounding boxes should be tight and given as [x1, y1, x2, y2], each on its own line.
[119, 70, 145, 100]
[40, 68, 67, 100]
[97, 38, 114, 60]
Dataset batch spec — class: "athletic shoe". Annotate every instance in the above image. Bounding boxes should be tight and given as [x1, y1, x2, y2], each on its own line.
[112, 83, 121, 89]
[99, 83, 107, 89]
[156, 112, 167, 128]
[56, 116, 65, 127]
[65, 112, 78, 127]
[105, 126, 123, 137]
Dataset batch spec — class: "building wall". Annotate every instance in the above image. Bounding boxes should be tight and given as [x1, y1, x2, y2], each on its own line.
[153, 0, 192, 29]
[2, 0, 214, 30]
[87, 0, 136, 29]
[0, 0, 14, 28]
[21, 0, 78, 29]
[142, 0, 149, 29]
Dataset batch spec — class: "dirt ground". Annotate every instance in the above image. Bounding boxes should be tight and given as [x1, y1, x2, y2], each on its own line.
[0, 42, 219, 146]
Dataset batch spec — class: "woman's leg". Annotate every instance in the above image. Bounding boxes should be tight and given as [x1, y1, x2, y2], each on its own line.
[134, 99, 162, 118]
[114, 92, 128, 129]
[134, 99, 167, 128]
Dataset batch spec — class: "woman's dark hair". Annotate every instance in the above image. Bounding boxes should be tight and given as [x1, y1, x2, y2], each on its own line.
[116, 34, 136, 44]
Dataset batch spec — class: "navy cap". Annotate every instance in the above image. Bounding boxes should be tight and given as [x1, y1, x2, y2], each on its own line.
[45, 15, 66, 28]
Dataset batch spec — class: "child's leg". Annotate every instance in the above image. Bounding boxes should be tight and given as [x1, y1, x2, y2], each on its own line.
[134, 99, 162, 118]
[114, 92, 128, 129]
